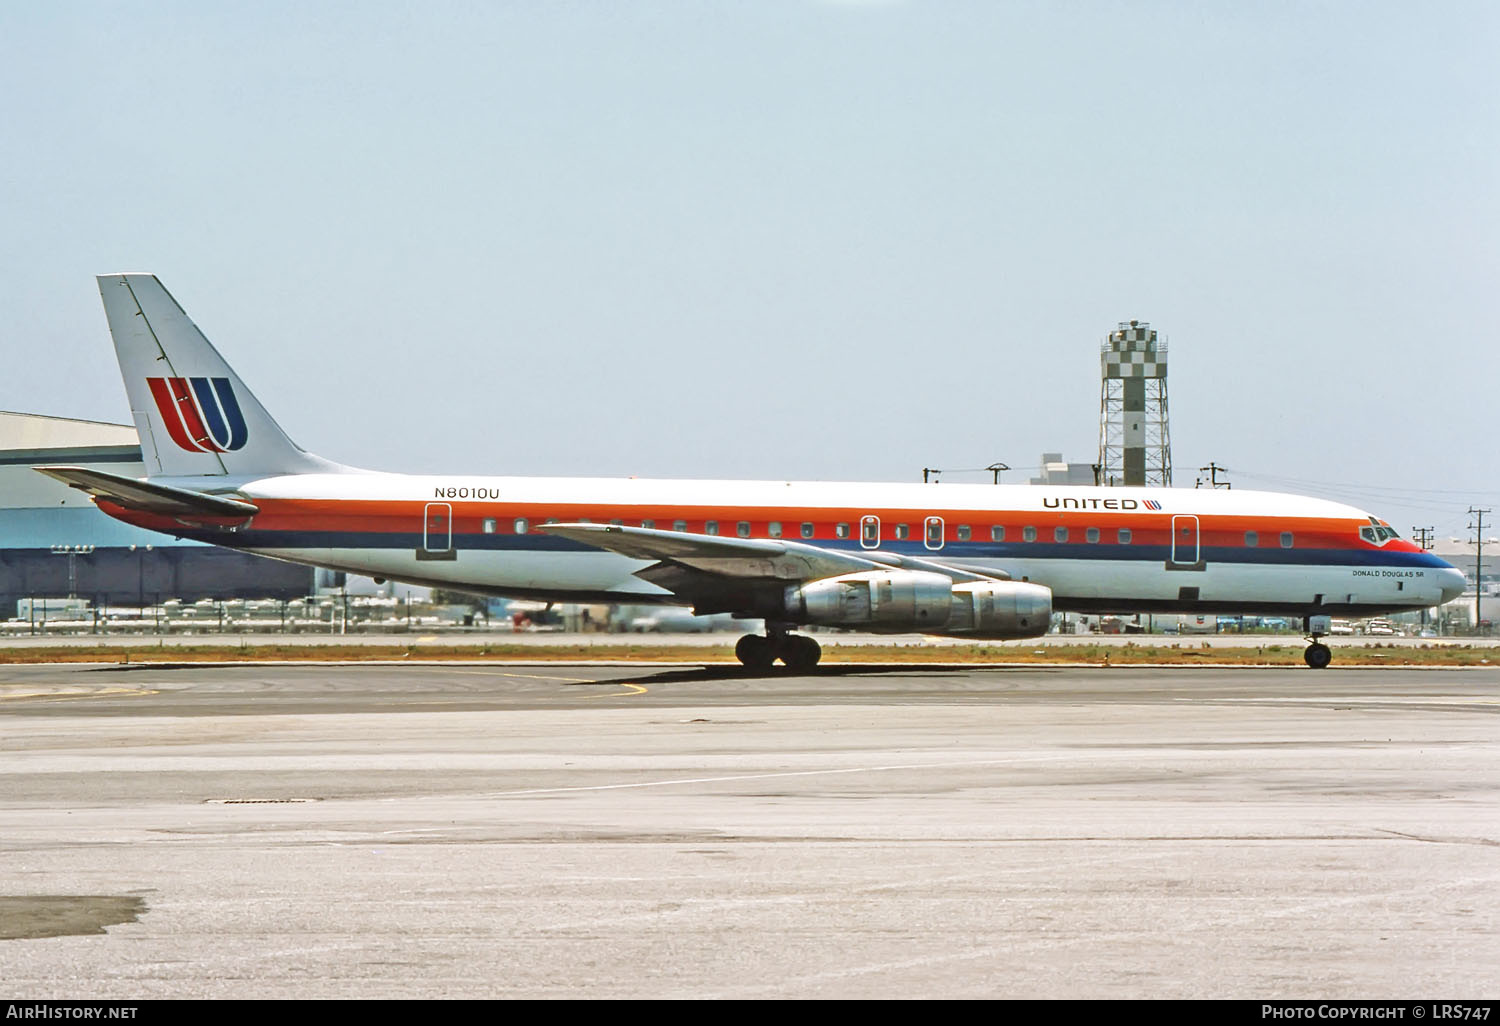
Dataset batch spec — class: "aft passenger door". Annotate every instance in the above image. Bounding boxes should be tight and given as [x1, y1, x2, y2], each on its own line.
[418, 501, 457, 561]
[1167, 515, 1204, 571]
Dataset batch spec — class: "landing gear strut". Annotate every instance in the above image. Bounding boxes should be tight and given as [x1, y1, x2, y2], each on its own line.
[1303, 616, 1333, 669]
[735, 623, 821, 671]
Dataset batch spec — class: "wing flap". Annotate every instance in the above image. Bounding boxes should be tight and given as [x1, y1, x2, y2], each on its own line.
[863, 550, 1010, 583]
[540, 523, 879, 581]
[540, 523, 1011, 585]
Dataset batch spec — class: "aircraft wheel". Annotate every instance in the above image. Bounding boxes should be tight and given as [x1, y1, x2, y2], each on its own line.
[735, 634, 775, 670]
[780, 635, 822, 671]
[1304, 642, 1332, 669]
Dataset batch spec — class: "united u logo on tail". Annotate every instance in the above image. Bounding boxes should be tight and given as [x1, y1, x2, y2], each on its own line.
[146, 377, 248, 453]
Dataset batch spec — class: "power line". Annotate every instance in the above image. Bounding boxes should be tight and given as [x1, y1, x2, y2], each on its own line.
[1227, 468, 1500, 500]
[923, 462, 1012, 484]
[1218, 470, 1490, 524]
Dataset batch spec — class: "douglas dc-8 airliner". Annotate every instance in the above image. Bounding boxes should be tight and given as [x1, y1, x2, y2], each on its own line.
[38, 275, 1465, 669]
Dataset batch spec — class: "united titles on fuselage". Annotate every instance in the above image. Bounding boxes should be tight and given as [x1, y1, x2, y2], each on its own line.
[1041, 496, 1147, 511]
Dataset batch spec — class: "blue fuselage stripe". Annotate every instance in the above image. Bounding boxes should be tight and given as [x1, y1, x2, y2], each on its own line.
[169, 527, 1452, 570]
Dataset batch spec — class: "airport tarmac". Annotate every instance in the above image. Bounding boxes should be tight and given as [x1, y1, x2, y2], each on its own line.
[1, 662, 1497, 999]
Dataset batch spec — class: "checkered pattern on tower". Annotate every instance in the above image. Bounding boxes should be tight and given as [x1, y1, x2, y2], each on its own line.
[1101, 322, 1166, 379]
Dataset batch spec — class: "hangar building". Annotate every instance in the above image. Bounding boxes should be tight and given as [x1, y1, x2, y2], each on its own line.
[0, 411, 313, 614]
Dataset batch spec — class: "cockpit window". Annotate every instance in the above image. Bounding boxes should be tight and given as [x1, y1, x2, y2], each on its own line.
[1361, 523, 1398, 545]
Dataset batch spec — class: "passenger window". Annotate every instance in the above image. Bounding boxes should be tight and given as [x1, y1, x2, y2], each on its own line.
[802, 522, 815, 539]
[1280, 531, 1294, 548]
[705, 520, 719, 536]
[513, 518, 529, 534]
[1118, 528, 1132, 545]
[673, 520, 687, 532]
[1245, 531, 1259, 547]
[1054, 526, 1068, 543]
[1086, 527, 1099, 543]
[609, 519, 623, 526]
[482, 518, 497, 534]
[768, 521, 783, 538]
[860, 516, 880, 548]
[895, 523, 910, 540]
[991, 525, 1005, 542]
[736, 521, 750, 538]
[641, 519, 655, 530]
[835, 523, 850, 539]
[1023, 526, 1037, 543]
[957, 525, 971, 542]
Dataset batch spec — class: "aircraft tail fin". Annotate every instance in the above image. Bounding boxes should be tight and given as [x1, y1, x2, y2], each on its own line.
[97, 274, 345, 479]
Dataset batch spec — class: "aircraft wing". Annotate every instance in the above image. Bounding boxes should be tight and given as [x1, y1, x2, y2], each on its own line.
[541, 522, 1008, 613]
[34, 466, 260, 520]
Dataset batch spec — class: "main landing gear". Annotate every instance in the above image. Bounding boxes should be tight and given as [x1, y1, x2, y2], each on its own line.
[735, 623, 822, 672]
[1303, 616, 1333, 669]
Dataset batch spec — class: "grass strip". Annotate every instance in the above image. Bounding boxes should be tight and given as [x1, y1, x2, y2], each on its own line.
[0, 642, 1493, 666]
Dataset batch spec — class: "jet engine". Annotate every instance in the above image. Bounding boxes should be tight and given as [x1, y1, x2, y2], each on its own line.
[939, 580, 1052, 639]
[782, 570, 1052, 639]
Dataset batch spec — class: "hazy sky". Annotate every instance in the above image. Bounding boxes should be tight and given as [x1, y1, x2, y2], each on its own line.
[3, 2, 1496, 540]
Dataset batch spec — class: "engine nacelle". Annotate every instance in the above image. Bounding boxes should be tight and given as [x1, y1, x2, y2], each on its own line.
[784, 570, 954, 631]
[937, 581, 1053, 639]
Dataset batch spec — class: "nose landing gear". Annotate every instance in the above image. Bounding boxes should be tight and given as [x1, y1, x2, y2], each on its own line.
[734, 623, 822, 672]
[1303, 615, 1333, 669]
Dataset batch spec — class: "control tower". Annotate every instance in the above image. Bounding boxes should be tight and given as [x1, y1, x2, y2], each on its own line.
[1098, 321, 1171, 487]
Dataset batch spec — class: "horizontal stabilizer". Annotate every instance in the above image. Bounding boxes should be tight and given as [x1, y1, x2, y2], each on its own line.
[35, 466, 260, 519]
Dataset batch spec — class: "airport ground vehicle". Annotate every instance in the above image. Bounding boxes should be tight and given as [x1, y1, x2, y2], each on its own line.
[39, 275, 1468, 670]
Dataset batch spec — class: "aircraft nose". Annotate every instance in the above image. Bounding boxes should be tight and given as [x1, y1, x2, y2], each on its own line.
[1438, 567, 1467, 605]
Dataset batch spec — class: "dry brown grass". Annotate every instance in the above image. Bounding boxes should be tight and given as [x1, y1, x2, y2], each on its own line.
[0, 641, 1493, 667]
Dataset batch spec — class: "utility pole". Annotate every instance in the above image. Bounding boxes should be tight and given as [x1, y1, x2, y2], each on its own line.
[1469, 508, 1491, 631]
[1198, 463, 1232, 489]
[924, 462, 1009, 484]
[1411, 526, 1435, 630]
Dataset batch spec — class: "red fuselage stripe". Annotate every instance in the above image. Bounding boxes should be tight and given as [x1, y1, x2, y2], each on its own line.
[116, 497, 1419, 555]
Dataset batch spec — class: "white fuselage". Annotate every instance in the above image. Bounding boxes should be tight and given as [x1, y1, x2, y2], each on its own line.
[115, 473, 1465, 617]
